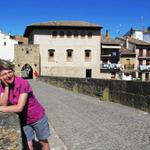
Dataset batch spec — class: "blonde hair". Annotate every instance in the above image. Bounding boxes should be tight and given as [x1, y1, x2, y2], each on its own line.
[0, 59, 15, 73]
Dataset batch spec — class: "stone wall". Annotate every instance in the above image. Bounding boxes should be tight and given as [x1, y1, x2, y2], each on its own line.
[38, 76, 150, 113]
[0, 112, 22, 149]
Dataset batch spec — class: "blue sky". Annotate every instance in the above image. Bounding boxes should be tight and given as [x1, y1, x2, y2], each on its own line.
[0, 0, 150, 37]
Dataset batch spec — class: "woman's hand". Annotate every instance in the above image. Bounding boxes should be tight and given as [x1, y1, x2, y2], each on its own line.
[0, 76, 8, 87]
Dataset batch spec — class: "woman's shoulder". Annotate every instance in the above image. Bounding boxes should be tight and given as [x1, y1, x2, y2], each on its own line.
[15, 76, 29, 85]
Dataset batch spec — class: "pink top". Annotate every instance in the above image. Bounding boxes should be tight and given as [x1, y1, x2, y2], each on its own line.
[0, 76, 45, 125]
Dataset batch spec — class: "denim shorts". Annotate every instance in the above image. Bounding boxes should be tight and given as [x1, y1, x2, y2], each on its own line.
[23, 115, 51, 141]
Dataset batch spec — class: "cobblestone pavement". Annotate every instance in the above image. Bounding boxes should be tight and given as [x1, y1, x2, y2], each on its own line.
[29, 80, 150, 150]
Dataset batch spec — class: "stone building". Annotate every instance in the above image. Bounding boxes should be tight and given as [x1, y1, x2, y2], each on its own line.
[100, 31, 121, 79]
[117, 36, 150, 81]
[23, 21, 103, 78]
[14, 44, 40, 79]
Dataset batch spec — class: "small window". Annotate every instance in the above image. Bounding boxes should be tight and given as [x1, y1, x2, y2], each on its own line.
[145, 73, 149, 81]
[4, 42, 6, 46]
[85, 49, 91, 62]
[146, 50, 150, 57]
[66, 31, 72, 37]
[52, 31, 57, 37]
[139, 60, 143, 65]
[81, 32, 85, 38]
[48, 49, 55, 61]
[138, 72, 142, 79]
[86, 69, 92, 78]
[74, 31, 79, 38]
[60, 31, 65, 37]
[146, 60, 150, 65]
[66, 49, 73, 61]
[139, 49, 143, 56]
[87, 32, 92, 38]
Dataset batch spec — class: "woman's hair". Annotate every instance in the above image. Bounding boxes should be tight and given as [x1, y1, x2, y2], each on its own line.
[0, 59, 15, 73]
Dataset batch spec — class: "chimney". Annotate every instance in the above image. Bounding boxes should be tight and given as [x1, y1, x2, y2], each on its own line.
[105, 30, 110, 39]
[126, 37, 129, 49]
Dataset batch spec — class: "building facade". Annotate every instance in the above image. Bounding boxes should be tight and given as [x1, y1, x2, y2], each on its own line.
[124, 27, 150, 43]
[14, 44, 40, 79]
[0, 31, 18, 61]
[23, 21, 103, 78]
[117, 36, 150, 81]
[100, 31, 121, 79]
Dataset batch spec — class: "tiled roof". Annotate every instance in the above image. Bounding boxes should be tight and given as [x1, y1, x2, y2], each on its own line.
[24, 21, 102, 37]
[10, 35, 28, 43]
[30, 21, 101, 28]
[120, 47, 136, 55]
[102, 36, 121, 45]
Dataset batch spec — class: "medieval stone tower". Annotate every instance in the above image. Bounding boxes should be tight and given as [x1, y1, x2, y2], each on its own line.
[14, 44, 40, 79]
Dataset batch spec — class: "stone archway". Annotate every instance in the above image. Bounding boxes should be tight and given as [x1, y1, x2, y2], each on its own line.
[21, 64, 33, 79]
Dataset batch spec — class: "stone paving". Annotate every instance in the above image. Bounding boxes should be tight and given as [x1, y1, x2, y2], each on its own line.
[29, 79, 150, 150]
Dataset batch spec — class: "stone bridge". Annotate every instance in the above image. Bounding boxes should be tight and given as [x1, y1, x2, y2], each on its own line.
[32, 79, 150, 150]
[0, 79, 150, 150]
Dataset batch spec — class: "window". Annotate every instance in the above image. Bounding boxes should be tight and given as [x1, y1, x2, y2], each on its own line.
[74, 31, 79, 38]
[52, 31, 57, 37]
[145, 73, 149, 81]
[86, 69, 92, 78]
[139, 60, 143, 65]
[85, 49, 91, 62]
[139, 49, 143, 56]
[146, 50, 150, 57]
[4, 42, 6, 46]
[87, 32, 92, 38]
[111, 73, 116, 79]
[138, 72, 142, 79]
[66, 31, 72, 37]
[60, 31, 65, 37]
[66, 49, 73, 61]
[146, 60, 150, 65]
[48, 49, 55, 61]
[81, 31, 85, 38]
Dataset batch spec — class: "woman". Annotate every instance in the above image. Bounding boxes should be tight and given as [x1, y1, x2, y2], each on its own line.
[0, 59, 51, 150]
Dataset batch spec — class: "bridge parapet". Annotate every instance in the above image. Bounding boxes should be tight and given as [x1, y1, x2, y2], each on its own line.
[38, 76, 150, 113]
[0, 112, 22, 149]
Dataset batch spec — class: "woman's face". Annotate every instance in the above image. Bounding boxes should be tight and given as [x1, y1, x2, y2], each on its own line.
[0, 69, 15, 84]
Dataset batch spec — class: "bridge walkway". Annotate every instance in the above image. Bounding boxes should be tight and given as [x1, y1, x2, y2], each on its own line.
[29, 79, 150, 150]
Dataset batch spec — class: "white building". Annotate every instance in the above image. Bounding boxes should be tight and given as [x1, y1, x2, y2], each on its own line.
[124, 27, 150, 43]
[23, 21, 103, 78]
[0, 31, 18, 61]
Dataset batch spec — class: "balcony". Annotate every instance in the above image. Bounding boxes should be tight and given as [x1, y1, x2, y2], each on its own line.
[100, 63, 121, 73]
[138, 55, 150, 60]
[139, 65, 150, 72]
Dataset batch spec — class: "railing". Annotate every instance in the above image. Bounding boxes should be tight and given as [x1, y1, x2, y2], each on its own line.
[101, 63, 121, 70]
[139, 65, 150, 71]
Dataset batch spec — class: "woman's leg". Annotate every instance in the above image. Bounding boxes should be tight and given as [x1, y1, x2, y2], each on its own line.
[22, 125, 34, 150]
[27, 141, 34, 150]
[33, 115, 51, 149]
[39, 139, 50, 150]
